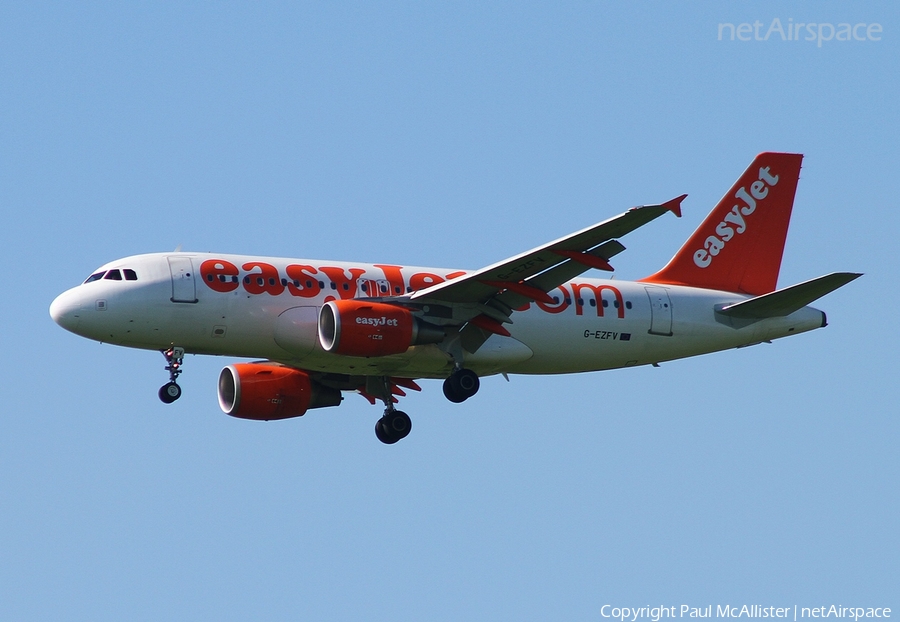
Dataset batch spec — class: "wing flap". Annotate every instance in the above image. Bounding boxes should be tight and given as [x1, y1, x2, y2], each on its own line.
[493, 241, 627, 310]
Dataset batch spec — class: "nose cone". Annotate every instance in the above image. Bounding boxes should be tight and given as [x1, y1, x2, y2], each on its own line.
[50, 288, 83, 333]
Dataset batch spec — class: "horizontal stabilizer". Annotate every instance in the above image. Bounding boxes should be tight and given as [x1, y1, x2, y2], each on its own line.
[717, 272, 862, 319]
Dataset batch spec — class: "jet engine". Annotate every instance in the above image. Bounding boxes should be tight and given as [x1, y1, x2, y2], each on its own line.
[318, 299, 445, 357]
[218, 363, 341, 421]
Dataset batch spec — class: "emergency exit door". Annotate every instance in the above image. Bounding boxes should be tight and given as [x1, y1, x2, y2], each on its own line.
[168, 256, 197, 303]
[645, 286, 673, 336]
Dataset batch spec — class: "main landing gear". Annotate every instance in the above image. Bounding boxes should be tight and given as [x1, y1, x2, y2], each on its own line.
[442, 368, 480, 403]
[158, 347, 184, 404]
[368, 368, 480, 444]
[375, 409, 412, 445]
[369, 376, 413, 444]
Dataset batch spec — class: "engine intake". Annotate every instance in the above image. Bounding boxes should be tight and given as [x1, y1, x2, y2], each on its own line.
[218, 363, 341, 421]
[318, 300, 445, 357]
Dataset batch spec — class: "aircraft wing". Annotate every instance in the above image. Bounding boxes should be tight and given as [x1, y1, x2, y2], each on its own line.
[410, 195, 685, 312]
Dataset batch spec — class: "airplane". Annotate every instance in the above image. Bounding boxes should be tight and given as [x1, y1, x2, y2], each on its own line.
[50, 152, 860, 444]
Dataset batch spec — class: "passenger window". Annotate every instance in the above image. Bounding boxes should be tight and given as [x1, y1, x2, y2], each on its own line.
[602, 300, 609, 308]
[84, 272, 106, 283]
[104, 270, 122, 280]
[123, 269, 138, 281]
[625, 301, 632, 309]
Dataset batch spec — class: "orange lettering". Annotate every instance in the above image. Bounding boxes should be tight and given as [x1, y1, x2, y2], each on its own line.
[409, 272, 444, 291]
[535, 285, 571, 314]
[374, 264, 406, 296]
[285, 264, 321, 298]
[242, 262, 285, 296]
[200, 259, 239, 293]
[570, 283, 624, 318]
[319, 267, 366, 299]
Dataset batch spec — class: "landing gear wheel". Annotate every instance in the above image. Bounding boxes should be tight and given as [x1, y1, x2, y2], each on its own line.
[159, 382, 182, 404]
[375, 419, 391, 444]
[159, 347, 185, 403]
[442, 368, 480, 403]
[375, 410, 412, 444]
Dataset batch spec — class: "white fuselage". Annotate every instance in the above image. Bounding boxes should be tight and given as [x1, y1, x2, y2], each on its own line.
[50, 252, 826, 379]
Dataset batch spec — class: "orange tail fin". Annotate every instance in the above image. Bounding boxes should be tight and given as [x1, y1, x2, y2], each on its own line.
[641, 152, 803, 296]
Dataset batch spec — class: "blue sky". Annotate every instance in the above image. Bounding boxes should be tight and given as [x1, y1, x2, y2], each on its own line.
[1, 2, 897, 620]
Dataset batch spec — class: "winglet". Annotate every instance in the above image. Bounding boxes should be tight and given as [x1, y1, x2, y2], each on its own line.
[662, 194, 687, 218]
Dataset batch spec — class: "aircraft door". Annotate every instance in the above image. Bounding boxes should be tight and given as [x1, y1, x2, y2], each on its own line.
[645, 286, 673, 336]
[168, 256, 197, 303]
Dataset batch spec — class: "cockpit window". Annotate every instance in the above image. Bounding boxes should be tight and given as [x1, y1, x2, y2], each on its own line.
[83, 268, 138, 284]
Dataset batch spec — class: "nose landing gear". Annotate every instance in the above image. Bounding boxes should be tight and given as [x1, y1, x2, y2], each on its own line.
[158, 347, 185, 404]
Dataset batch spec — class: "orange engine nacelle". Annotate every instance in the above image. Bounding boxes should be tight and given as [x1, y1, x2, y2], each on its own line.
[218, 363, 341, 421]
[318, 299, 444, 357]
